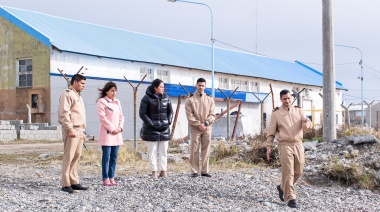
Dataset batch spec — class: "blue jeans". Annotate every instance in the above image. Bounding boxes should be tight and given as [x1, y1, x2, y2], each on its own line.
[101, 146, 120, 180]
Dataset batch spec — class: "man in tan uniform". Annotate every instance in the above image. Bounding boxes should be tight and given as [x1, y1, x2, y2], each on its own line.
[266, 89, 312, 208]
[185, 78, 215, 177]
[58, 74, 88, 193]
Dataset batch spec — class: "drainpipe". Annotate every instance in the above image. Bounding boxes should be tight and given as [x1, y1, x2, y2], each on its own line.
[26, 104, 31, 123]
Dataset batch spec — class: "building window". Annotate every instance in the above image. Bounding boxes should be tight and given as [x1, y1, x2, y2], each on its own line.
[231, 79, 241, 90]
[241, 80, 248, 91]
[18, 59, 33, 87]
[157, 70, 170, 82]
[219, 78, 229, 89]
[140, 67, 154, 81]
[250, 81, 259, 92]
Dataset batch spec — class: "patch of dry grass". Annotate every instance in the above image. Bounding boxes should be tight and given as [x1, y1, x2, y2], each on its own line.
[323, 159, 378, 190]
[212, 142, 239, 161]
[338, 125, 380, 138]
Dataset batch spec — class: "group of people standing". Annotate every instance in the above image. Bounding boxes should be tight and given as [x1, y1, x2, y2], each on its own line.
[57, 74, 311, 208]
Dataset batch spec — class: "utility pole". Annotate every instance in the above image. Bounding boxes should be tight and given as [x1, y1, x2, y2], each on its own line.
[322, 0, 336, 142]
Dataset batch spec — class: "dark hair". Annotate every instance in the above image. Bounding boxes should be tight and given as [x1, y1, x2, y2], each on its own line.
[196, 78, 206, 84]
[150, 79, 164, 93]
[70, 74, 86, 85]
[98, 81, 117, 100]
[280, 89, 291, 98]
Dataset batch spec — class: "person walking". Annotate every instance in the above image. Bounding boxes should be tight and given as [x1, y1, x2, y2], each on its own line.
[185, 78, 215, 178]
[97, 81, 124, 186]
[266, 89, 312, 208]
[58, 74, 88, 193]
[139, 79, 173, 179]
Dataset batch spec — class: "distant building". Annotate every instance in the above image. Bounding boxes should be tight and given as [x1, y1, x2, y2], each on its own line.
[0, 6, 346, 139]
[345, 104, 367, 126]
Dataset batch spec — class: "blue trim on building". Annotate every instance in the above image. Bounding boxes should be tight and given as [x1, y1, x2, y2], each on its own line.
[0, 7, 50, 47]
[50, 73, 263, 103]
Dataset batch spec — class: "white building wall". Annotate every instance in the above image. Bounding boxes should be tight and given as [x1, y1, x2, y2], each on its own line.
[50, 51, 344, 140]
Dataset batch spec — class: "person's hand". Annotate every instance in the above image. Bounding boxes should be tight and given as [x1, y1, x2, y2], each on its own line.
[82, 133, 87, 140]
[69, 130, 77, 138]
[266, 148, 271, 161]
[111, 130, 118, 135]
[198, 123, 206, 131]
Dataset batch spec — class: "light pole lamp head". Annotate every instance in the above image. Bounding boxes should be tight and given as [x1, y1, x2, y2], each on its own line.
[167, 0, 176, 2]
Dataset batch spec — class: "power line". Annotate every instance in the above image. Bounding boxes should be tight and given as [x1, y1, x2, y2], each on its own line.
[302, 62, 358, 66]
[363, 63, 380, 74]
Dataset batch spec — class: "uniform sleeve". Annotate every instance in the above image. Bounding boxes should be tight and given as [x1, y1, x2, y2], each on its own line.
[266, 112, 278, 148]
[58, 92, 74, 131]
[118, 100, 125, 131]
[97, 99, 116, 133]
[139, 96, 154, 126]
[205, 98, 215, 125]
[185, 98, 201, 127]
[301, 109, 312, 130]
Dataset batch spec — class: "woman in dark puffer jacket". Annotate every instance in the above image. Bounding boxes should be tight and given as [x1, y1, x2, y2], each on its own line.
[139, 79, 173, 179]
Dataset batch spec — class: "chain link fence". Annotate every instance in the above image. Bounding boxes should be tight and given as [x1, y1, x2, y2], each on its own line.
[50, 76, 277, 145]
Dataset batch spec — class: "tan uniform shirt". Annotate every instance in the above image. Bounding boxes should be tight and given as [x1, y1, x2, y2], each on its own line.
[185, 92, 215, 129]
[266, 105, 311, 148]
[58, 88, 86, 131]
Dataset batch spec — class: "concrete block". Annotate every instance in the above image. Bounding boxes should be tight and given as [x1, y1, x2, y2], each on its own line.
[0, 125, 9, 130]
[9, 125, 15, 130]
[0, 121, 10, 125]
[9, 120, 23, 125]
[44, 126, 58, 130]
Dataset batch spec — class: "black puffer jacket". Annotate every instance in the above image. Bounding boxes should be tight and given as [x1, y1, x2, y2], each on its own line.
[139, 86, 173, 141]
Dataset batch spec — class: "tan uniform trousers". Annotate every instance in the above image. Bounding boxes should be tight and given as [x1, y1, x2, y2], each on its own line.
[190, 128, 212, 174]
[61, 127, 84, 187]
[279, 143, 305, 202]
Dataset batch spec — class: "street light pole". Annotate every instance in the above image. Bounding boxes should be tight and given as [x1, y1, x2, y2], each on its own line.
[336, 44, 364, 126]
[167, 0, 215, 97]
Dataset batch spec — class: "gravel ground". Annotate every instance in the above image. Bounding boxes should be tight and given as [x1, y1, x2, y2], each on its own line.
[1, 164, 379, 211]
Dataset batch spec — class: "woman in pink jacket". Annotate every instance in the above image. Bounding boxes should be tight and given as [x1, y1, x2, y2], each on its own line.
[97, 82, 124, 186]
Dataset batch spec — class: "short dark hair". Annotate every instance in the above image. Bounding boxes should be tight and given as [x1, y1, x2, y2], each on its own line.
[196, 78, 206, 84]
[280, 89, 291, 98]
[70, 74, 86, 85]
[98, 81, 117, 100]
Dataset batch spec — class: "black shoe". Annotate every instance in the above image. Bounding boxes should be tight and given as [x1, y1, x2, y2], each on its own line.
[277, 185, 284, 201]
[288, 199, 297, 208]
[201, 173, 212, 177]
[71, 184, 88, 190]
[61, 186, 74, 194]
[191, 173, 199, 177]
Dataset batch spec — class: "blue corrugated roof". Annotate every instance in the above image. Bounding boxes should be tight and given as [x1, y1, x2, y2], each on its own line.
[0, 6, 345, 89]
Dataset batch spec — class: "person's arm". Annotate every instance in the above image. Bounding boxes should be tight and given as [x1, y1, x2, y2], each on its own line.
[167, 99, 174, 125]
[266, 112, 278, 161]
[58, 92, 74, 131]
[204, 98, 215, 126]
[185, 98, 201, 127]
[118, 100, 124, 132]
[139, 96, 154, 127]
[97, 99, 117, 133]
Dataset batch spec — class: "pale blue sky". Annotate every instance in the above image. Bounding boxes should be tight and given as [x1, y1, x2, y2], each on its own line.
[1, 0, 379, 104]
